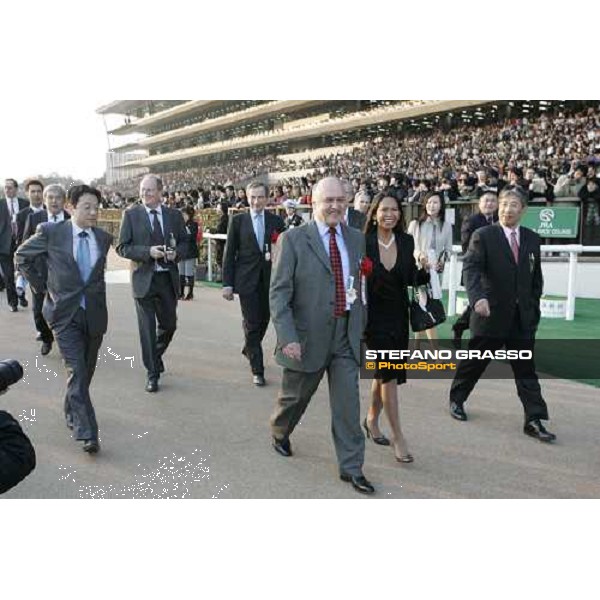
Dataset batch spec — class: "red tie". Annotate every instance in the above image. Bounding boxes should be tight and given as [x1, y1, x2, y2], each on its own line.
[510, 230, 519, 264]
[329, 227, 346, 316]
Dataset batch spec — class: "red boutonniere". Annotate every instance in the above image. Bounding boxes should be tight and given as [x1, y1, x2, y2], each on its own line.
[271, 230, 280, 244]
[360, 256, 374, 278]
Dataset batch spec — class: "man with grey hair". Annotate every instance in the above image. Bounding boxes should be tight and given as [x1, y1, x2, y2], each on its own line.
[222, 181, 285, 386]
[269, 176, 374, 494]
[21, 183, 71, 356]
[449, 187, 556, 443]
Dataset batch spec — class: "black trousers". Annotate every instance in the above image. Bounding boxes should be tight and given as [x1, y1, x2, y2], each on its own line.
[54, 308, 103, 441]
[134, 272, 177, 378]
[32, 291, 53, 343]
[0, 252, 17, 307]
[449, 313, 549, 423]
[239, 279, 270, 376]
[453, 305, 472, 332]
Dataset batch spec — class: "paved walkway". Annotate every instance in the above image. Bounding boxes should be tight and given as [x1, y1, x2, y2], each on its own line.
[1, 266, 599, 498]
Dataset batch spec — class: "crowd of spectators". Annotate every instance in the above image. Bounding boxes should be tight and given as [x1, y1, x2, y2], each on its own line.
[99, 105, 600, 230]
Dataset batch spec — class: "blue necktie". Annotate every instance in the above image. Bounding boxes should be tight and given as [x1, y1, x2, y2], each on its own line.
[77, 231, 92, 308]
[254, 213, 264, 249]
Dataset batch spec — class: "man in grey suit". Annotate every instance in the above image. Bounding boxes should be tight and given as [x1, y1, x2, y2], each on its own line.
[16, 185, 112, 453]
[116, 174, 187, 393]
[269, 176, 374, 494]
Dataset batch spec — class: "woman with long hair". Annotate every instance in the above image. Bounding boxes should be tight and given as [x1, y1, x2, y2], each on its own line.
[407, 191, 453, 349]
[363, 192, 429, 463]
[178, 206, 199, 300]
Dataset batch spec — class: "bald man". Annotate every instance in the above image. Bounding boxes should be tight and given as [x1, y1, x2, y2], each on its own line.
[269, 177, 374, 494]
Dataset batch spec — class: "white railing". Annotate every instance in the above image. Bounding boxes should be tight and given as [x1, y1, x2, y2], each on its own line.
[202, 234, 598, 321]
[201, 232, 227, 282]
[448, 245, 600, 321]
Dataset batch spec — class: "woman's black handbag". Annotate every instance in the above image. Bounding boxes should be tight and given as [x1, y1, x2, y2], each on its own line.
[409, 285, 446, 332]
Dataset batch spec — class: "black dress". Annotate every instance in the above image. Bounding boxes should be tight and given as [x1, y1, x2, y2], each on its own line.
[364, 231, 429, 384]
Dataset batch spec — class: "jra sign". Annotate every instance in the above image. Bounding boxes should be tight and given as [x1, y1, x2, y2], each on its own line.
[521, 206, 580, 238]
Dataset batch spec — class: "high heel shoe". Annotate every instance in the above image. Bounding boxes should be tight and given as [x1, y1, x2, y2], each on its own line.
[362, 418, 391, 446]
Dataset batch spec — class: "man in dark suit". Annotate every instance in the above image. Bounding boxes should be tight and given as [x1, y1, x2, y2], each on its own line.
[448, 187, 556, 443]
[269, 177, 374, 494]
[452, 191, 498, 347]
[0, 178, 30, 312]
[116, 174, 187, 393]
[22, 184, 71, 356]
[16, 185, 113, 453]
[12, 179, 45, 314]
[342, 179, 367, 230]
[16, 180, 44, 244]
[222, 182, 285, 386]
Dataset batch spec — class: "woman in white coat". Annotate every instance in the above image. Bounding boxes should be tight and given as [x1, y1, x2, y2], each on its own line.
[407, 192, 453, 348]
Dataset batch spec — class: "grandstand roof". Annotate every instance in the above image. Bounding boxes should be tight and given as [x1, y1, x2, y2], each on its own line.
[120, 100, 490, 169]
[109, 101, 227, 135]
[137, 100, 330, 149]
[96, 100, 149, 115]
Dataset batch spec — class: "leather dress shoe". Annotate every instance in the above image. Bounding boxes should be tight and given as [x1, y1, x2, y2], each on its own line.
[450, 400, 468, 421]
[253, 374, 266, 386]
[524, 419, 556, 443]
[9, 305, 18, 312]
[272, 437, 292, 457]
[83, 439, 100, 454]
[40, 341, 52, 356]
[146, 378, 159, 393]
[18, 294, 28, 308]
[340, 473, 375, 495]
[157, 357, 165, 374]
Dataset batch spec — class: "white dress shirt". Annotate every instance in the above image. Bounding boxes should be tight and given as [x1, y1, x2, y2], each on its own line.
[315, 220, 352, 310]
[144, 204, 169, 271]
[145, 204, 165, 233]
[48, 210, 66, 222]
[7, 197, 19, 222]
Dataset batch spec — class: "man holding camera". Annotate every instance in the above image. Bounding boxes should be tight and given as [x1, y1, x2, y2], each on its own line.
[116, 174, 187, 393]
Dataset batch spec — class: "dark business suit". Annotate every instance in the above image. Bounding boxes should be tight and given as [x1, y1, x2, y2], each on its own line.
[449, 224, 549, 423]
[116, 204, 187, 379]
[454, 212, 498, 332]
[0, 197, 30, 308]
[347, 207, 366, 231]
[223, 210, 285, 376]
[21, 210, 71, 344]
[16, 221, 113, 442]
[16, 205, 34, 245]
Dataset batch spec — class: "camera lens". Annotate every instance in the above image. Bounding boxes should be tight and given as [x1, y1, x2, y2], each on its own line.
[0, 359, 24, 392]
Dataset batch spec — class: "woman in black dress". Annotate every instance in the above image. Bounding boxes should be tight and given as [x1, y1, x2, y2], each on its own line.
[363, 192, 429, 463]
